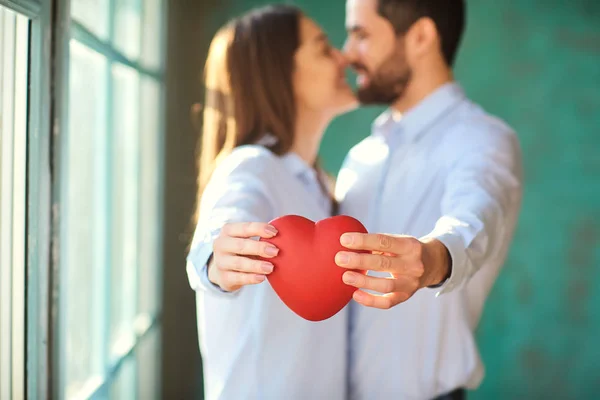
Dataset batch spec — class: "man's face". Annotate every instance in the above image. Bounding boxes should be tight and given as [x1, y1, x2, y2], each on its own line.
[344, 0, 412, 105]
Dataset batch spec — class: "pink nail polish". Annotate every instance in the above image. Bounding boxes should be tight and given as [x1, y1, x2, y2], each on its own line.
[261, 263, 274, 273]
[265, 225, 278, 236]
[265, 246, 279, 257]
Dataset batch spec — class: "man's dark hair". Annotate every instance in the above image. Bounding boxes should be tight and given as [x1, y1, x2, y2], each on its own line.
[377, 0, 466, 66]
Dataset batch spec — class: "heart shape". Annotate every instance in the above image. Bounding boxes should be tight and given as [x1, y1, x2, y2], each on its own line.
[260, 215, 368, 321]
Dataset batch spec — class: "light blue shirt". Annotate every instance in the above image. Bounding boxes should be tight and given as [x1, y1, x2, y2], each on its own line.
[336, 82, 523, 399]
[186, 145, 348, 400]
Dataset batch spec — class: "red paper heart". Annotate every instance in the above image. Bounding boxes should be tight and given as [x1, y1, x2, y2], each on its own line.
[260, 215, 368, 321]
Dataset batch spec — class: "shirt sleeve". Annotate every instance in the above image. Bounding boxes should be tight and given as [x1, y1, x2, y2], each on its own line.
[186, 151, 276, 296]
[421, 122, 524, 296]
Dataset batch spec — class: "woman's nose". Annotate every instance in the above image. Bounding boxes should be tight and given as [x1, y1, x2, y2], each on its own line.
[333, 49, 349, 68]
[342, 39, 357, 61]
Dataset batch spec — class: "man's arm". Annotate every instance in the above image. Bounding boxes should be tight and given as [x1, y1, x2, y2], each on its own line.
[335, 125, 523, 309]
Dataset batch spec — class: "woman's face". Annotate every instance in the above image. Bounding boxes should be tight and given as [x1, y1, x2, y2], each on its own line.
[293, 17, 357, 117]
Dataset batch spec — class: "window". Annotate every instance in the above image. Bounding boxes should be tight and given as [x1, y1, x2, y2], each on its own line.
[0, 6, 30, 399]
[59, 0, 165, 398]
[0, 0, 166, 398]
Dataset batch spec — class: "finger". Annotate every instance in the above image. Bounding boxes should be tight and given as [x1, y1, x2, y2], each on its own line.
[222, 222, 278, 239]
[352, 290, 411, 309]
[221, 271, 266, 290]
[219, 255, 274, 274]
[343, 272, 419, 294]
[215, 236, 279, 258]
[336, 251, 395, 272]
[340, 233, 417, 255]
[336, 251, 423, 275]
[342, 272, 397, 293]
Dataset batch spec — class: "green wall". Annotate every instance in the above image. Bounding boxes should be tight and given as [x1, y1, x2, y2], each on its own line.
[452, 1, 600, 398]
[199, 0, 600, 397]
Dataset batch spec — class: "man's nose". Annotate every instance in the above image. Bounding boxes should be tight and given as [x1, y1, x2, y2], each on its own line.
[342, 38, 351, 55]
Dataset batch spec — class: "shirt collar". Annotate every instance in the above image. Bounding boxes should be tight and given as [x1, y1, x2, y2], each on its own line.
[281, 151, 316, 179]
[255, 133, 316, 179]
[372, 81, 466, 143]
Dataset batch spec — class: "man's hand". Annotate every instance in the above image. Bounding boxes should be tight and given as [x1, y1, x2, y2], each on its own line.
[335, 233, 451, 309]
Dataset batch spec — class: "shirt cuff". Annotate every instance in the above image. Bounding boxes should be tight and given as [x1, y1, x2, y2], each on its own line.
[421, 224, 470, 296]
[186, 230, 239, 297]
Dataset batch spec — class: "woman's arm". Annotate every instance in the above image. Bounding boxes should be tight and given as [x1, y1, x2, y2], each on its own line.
[186, 149, 281, 294]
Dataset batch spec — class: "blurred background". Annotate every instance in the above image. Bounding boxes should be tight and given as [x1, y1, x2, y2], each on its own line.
[0, 0, 598, 399]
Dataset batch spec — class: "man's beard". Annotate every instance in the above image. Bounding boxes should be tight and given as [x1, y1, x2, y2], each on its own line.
[353, 50, 411, 105]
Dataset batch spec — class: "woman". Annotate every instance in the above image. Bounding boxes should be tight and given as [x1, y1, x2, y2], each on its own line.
[186, 5, 357, 399]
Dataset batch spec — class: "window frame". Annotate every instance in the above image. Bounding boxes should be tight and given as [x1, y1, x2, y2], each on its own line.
[0, 0, 166, 398]
[0, 0, 52, 399]
[0, 6, 30, 400]
[0, 0, 40, 16]
[52, 0, 167, 398]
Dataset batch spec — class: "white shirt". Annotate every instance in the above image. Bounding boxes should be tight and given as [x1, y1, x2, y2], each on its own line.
[186, 145, 348, 400]
[336, 82, 523, 399]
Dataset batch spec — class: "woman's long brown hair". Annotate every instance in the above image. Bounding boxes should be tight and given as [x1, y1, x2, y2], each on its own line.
[194, 5, 337, 224]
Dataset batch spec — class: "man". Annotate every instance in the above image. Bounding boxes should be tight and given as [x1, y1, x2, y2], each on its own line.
[333, 0, 523, 399]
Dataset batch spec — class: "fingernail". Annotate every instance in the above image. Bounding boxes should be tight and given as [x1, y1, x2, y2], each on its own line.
[265, 225, 278, 236]
[336, 252, 350, 265]
[343, 272, 356, 284]
[255, 274, 266, 283]
[341, 234, 353, 246]
[353, 291, 365, 301]
[261, 263, 274, 273]
[265, 245, 279, 257]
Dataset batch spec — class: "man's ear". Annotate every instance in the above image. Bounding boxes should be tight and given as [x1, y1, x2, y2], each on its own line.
[405, 17, 440, 63]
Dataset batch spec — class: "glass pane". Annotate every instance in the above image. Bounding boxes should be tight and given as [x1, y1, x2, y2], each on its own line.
[140, 0, 163, 70]
[71, 0, 109, 40]
[110, 63, 140, 357]
[0, 12, 15, 393]
[110, 356, 137, 399]
[64, 40, 108, 398]
[138, 77, 162, 316]
[136, 326, 161, 400]
[0, 7, 29, 399]
[114, 0, 142, 61]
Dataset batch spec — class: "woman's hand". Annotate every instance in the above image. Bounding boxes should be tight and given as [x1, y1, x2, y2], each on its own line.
[208, 222, 279, 292]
